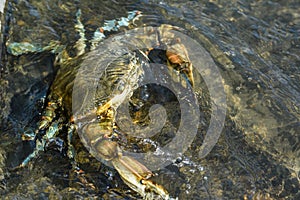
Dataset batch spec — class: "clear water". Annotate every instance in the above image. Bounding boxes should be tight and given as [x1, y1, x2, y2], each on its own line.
[0, 0, 299, 199]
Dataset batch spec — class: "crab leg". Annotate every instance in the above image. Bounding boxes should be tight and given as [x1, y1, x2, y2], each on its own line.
[163, 33, 194, 87]
[19, 119, 63, 168]
[80, 120, 169, 199]
[21, 98, 61, 142]
[166, 46, 194, 87]
[112, 156, 170, 199]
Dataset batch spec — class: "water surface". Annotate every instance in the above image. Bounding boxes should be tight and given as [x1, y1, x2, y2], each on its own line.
[0, 0, 299, 199]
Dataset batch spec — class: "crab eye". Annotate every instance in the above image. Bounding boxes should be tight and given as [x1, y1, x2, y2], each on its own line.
[118, 85, 125, 91]
[117, 81, 125, 91]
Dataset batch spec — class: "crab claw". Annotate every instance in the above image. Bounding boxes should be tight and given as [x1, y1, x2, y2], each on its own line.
[111, 156, 169, 200]
[166, 50, 194, 87]
[165, 38, 194, 87]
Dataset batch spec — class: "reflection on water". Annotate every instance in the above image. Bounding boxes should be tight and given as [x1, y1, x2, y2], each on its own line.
[0, 0, 299, 199]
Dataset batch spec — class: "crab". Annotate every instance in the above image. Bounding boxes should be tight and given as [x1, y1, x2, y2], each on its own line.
[8, 9, 195, 199]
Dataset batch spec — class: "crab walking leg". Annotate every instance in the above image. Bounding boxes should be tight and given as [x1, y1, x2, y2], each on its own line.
[90, 10, 142, 50]
[74, 9, 87, 57]
[67, 124, 76, 161]
[21, 99, 61, 141]
[19, 119, 63, 168]
[75, 8, 142, 51]
[66, 123, 97, 190]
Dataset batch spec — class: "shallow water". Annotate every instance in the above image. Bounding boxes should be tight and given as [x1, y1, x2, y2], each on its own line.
[0, 0, 299, 199]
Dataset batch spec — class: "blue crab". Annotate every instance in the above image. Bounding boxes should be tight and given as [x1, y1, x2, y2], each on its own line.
[8, 9, 194, 199]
